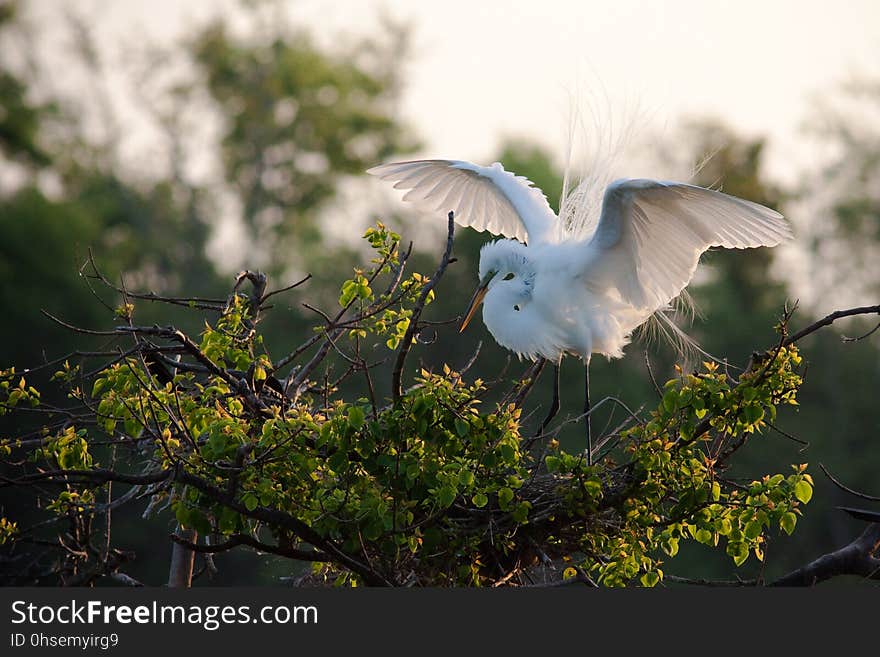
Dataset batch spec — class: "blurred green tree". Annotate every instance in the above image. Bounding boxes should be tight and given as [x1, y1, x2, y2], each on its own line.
[797, 79, 880, 309]
[190, 14, 417, 276]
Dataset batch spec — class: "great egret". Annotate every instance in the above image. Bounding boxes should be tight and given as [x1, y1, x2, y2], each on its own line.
[367, 159, 792, 461]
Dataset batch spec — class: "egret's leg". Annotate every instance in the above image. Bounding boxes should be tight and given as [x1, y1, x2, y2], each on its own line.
[584, 360, 592, 465]
[536, 362, 561, 436]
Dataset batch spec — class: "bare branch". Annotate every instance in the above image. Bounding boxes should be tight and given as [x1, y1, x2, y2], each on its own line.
[842, 320, 880, 343]
[0, 468, 173, 488]
[769, 522, 880, 586]
[391, 211, 456, 404]
[261, 274, 312, 302]
[665, 574, 758, 587]
[783, 304, 880, 346]
[820, 463, 880, 502]
[169, 532, 330, 562]
[838, 507, 880, 523]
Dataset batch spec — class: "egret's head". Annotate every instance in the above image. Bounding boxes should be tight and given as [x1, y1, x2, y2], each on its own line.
[460, 240, 535, 332]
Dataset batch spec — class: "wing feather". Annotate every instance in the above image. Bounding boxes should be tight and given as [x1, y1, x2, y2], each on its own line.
[584, 179, 792, 310]
[367, 159, 557, 244]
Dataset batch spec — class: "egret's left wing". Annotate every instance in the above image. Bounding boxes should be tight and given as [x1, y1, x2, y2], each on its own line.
[367, 159, 557, 244]
[583, 179, 792, 310]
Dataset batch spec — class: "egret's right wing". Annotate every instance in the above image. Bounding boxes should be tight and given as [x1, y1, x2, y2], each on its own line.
[583, 179, 792, 310]
[367, 159, 557, 244]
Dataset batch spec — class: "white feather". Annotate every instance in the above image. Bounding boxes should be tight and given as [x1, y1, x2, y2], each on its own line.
[368, 159, 792, 363]
[367, 159, 557, 245]
[582, 179, 793, 313]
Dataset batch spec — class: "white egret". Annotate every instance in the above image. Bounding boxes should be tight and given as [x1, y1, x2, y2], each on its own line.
[367, 159, 792, 461]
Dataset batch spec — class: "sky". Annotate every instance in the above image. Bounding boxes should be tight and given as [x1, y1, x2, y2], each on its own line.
[29, 0, 880, 186]
[18, 0, 880, 311]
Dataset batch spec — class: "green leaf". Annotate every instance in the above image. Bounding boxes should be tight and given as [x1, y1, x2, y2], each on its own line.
[545, 455, 561, 473]
[347, 406, 365, 430]
[436, 485, 456, 508]
[454, 418, 469, 437]
[742, 404, 764, 424]
[472, 492, 488, 508]
[91, 378, 107, 398]
[744, 520, 763, 540]
[458, 469, 475, 487]
[662, 537, 680, 557]
[243, 493, 259, 512]
[218, 507, 239, 534]
[711, 481, 721, 502]
[780, 512, 797, 535]
[794, 480, 813, 504]
[512, 501, 531, 524]
[584, 479, 603, 498]
[726, 541, 749, 567]
[174, 502, 188, 526]
[499, 443, 516, 463]
[497, 487, 514, 510]
[188, 509, 212, 535]
[640, 571, 660, 587]
[695, 529, 714, 545]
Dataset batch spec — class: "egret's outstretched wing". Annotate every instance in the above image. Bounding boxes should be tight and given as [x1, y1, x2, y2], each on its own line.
[367, 159, 557, 244]
[584, 179, 792, 310]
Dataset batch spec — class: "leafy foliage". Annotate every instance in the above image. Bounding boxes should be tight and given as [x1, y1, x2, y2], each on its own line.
[0, 224, 818, 587]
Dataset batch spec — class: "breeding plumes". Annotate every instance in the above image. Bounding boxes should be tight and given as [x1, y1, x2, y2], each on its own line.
[367, 158, 792, 460]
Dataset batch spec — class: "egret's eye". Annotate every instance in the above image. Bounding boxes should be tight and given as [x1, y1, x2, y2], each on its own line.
[502, 272, 515, 281]
[514, 305, 520, 311]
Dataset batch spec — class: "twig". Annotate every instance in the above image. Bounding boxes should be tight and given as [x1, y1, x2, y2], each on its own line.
[509, 359, 546, 409]
[645, 351, 662, 398]
[391, 211, 456, 404]
[820, 463, 880, 501]
[84, 250, 227, 310]
[459, 340, 482, 375]
[665, 574, 758, 587]
[838, 507, 880, 523]
[170, 532, 330, 562]
[526, 569, 598, 588]
[766, 422, 810, 449]
[0, 468, 173, 488]
[261, 274, 312, 302]
[783, 304, 880, 346]
[41, 310, 119, 336]
[842, 320, 880, 343]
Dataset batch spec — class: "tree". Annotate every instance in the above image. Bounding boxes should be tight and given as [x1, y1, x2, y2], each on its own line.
[189, 11, 417, 276]
[793, 78, 880, 313]
[1, 218, 877, 587]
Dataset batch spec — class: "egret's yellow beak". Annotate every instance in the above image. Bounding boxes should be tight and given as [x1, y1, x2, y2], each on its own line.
[459, 275, 492, 333]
